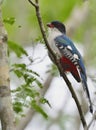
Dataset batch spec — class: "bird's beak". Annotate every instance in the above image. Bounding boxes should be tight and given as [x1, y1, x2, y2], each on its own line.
[47, 23, 54, 28]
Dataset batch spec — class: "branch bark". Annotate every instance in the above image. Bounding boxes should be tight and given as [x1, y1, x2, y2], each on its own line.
[0, 3, 15, 130]
[28, 0, 88, 129]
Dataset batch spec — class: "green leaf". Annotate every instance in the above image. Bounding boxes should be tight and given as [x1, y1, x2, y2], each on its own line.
[24, 75, 36, 85]
[3, 17, 16, 25]
[40, 98, 51, 108]
[13, 102, 23, 113]
[31, 100, 48, 119]
[35, 80, 43, 88]
[14, 70, 23, 78]
[26, 69, 40, 77]
[13, 63, 26, 69]
[8, 40, 28, 57]
[11, 87, 21, 93]
[24, 87, 40, 98]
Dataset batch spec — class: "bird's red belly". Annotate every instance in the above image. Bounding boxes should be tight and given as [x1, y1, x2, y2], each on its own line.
[60, 56, 81, 82]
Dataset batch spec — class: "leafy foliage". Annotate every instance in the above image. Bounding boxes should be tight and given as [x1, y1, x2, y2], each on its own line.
[31, 100, 48, 119]
[8, 42, 50, 118]
[11, 61, 49, 118]
[8, 40, 28, 57]
[3, 17, 16, 25]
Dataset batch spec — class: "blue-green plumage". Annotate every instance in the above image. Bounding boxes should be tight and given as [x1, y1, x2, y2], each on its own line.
[55, 35, 93, 112]
[55, 35, 87, 80]
[47, 20, 93, 113]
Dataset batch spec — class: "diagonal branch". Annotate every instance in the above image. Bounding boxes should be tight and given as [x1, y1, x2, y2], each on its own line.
[28, 0, 54, 57]
[28, 0, 87, 129]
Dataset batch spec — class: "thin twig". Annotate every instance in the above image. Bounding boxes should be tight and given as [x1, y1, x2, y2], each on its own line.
[28, 0, 38, 7]
[27, 0, 87, 129]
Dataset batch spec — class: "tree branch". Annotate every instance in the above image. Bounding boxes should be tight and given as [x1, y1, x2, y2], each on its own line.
[28, 0, 54, 58]
[27, 0, 88, 129]
[0, 4, 15, 130]
[28, 0, 38, 8]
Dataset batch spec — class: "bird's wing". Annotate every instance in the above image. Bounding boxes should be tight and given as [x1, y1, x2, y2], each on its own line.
[54, 35, 93, 113]
[54, 35, 87, 80]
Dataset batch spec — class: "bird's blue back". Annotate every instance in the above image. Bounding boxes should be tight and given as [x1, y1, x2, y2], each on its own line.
[54, 35, 87, 80]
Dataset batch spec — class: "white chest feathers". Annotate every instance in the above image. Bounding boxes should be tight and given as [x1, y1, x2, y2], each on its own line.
[47, 28, 62, 56]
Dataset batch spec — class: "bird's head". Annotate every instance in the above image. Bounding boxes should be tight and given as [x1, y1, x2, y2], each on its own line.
[47, 21, 66, 34]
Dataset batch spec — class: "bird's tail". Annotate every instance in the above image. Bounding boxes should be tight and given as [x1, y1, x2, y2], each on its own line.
[80, 73, 93, 113]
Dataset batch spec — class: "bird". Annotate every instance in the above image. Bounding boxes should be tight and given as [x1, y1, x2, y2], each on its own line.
[47, 20, 93, 113]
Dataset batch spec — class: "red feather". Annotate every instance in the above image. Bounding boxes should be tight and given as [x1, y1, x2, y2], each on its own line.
[60, 56, 81, 82]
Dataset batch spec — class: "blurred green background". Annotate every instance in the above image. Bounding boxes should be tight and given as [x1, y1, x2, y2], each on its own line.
[2, 0, 96, 65]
